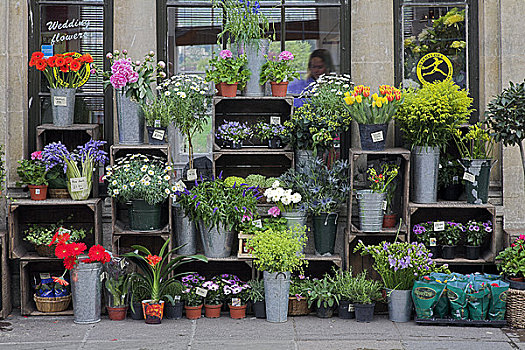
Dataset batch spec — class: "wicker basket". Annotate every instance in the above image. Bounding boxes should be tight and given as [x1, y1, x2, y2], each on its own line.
[34, 294, 71, 313]
[507, 288, 525, 328]
[35, 244, 56, 258]
[48, 188, 70, 199]
[288, 297, 311, 316]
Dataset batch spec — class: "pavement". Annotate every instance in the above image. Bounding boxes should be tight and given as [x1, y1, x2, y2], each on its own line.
[0, 311, 523, 350]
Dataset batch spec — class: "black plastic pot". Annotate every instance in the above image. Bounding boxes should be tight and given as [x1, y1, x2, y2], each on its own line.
[130, 302, 144, 320]
[316, 304, 334, 318]
[338, 300, 355, 319]
[465, 245, 481, 260]
[505, 277, 525, 290]
[164, 301, 184, 319]
[252, 300, 266, 319]
[441, 245, 456, 260]
[358, 123, 388, 151]
[441, 184, 463, 201]
[147, 126, 167, 145]
[429, 246, 441, 259]
[354, 303, 375, 322]
[268, 137, 282, 149]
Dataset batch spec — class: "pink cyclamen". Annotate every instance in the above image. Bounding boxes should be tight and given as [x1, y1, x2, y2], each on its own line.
[219, 50, 233, 59]
[268, 206, 280, 217]
[31, 151, 43, 160]
[278, 51, 294, 61]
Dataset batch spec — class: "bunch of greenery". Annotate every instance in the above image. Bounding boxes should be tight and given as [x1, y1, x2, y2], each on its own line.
[129, 276, 150, 307]
[141, 92, 173, 128]
[343, 85, 403, 124]
[104, 258, 131, 307]
[163, 281, 184, 306]
[259, 51, 299, 85]
[214, 0, 269, 46]
[438, 156, 462, 190]
[307, 276, 339, 309]
[454, 122, 495, 160]
[331, 268, 357, 302]
[105, 154, 174, 205]
[24, 222, 88, 246]
[224, 176, 245, 188]
[496, 234, 525, 278]
[367, 164, 399, 193]
[17, 156, 48, 186]
[45, 166, 67, 189]
[265, 177, 279, 188]
[247, 279, 265, 303]
[440, 222, 465, 246]
[395, 80, 473, 148]
[245, 174, 266, 188]
[349, 271, 383, 305]
[205, 51, 250, 87]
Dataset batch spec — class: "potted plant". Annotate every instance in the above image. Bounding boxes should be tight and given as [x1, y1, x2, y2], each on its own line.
[264, 180, 305, 231]
[104, 154, 173, 231]
[216, 121, 253, 148]
[254, 122, 287, 149]
[246, 225, 308, 323]
[45, 165, 69, 199]
[355, 240, 449, 322]
[33, 273, 71, 313]
[122, 239, 207, 324]
[163, 281, 184, 319]
[206, 50, 250, 97]
[465, 220, 492, 260]
[181, 273, 206, 319]
[350, 271, 383, 323]
[343, 84, 403, 151]
[356, 164, 399, 232]
[140, 91, 172, 145]
[412, 222, 441, 258]
[129, 277, 149, 320]
[383, 181, 397, 228]
[17, 151, 48, 200]
[438, 157, 463, 201]
[29, 51, 93, 126]
[248, 279, 266, 318]
[99, 49, 165, 144]
[175, 177, 259, 258]
[202, 278, 224, 318]
[24, 224, 88, 258]
[454, 123, 496, 204]
[440, 222, 464, 259]
[307, 276, 339, 318]
[103, 258, 131, 321]
[224, 278, 251, 319]
[496, 234, 525, 289]
[288, 275, 311, 316]
[395, 80, 473, 203]
[259, 51, 300, 97]
[42, 140, 108, 200]
[332, 269, 357, 319]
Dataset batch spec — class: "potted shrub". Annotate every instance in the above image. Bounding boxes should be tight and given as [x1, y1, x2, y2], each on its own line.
[254, 122, 287, 149]
[176, 177, 258, 258]
[395, 80, 473, 203]
[24, 224, 88, 258]
[202, 278, 224, 318]
[105, 154, 173, 231]
[163, 281, 184, 319]
[45, 166, 69, 199]
[259, 51, 300, 97]
[357, 164, 399, 232]
[343, 85, 403, 151]
[122, 239, 207, 324]
[496, 234, 525, 290]
[307, 276, 339, 318]
[412, 222, 441, 258]
[141, 91, 172, 145]
[103, 258, 131, 321]
[205, 50, 250, 97]
[440, 222, 464, 259]
[264, 180, 305, 231]
[17, 151, 48, 200]
[355, 240, 449, 322]
[288, 275, 312, 316]
[332, 269, 357, 319]
[248, 279, 266, 318]
[246, 225, 308, 323]
[438, 157, 463, 201]
[465, 220, 492, 260]
[350, 271, 383, 323]
[181, 273, 206, 319]
[216, 121, 252, 149]
[224, 278, 251, 319]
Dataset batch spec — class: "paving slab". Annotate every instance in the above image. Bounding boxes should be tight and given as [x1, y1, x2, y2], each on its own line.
[0, 315, 87, 344]
[401, 340, 514, 350]
[82, 340, 190, 350]
[191, 340, 295, 350]
[296, 340, 404, 350]
[394, 321, 510, 342]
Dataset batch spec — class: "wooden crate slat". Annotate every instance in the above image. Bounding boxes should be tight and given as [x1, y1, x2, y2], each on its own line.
[0, 232, 11, 319]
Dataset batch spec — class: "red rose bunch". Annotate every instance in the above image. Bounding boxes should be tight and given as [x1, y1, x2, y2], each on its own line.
[29, 51, 93, 88]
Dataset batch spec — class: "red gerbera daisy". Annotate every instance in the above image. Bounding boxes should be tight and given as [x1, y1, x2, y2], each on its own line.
[88, 245, 106, 262]
[70, 59, 82, 72]
[55, 244, 70, 259]
[35, 59, 47, 71]
[47, 56, 57, 67]
[63, 256, 77, 270]
[101, 252, 112, 264]
[55, 57, 66, 67]
[67, 242, 87, 256]
[32, 51, 44, 59]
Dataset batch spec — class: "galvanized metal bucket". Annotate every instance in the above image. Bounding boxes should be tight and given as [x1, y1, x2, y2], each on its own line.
[71, 260, 102, 324]
[295, 149, 314, 170]
[459, 158, 496, 204]
[50, 88, 76, 126]
[387, 289, 413, 322]
[411, 146, 440, 203]
[198, 221, 234, 258]
[241, 39, 269, 97]
[281, 210, 307, 229]
[174, 206, 197, 255]
[356, 190, 385, 232]
[264, 271, 291, 323]
[116, 92, 144, 144]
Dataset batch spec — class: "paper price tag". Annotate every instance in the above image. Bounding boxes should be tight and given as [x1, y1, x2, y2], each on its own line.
[429, 237, 437, 247]
[187, 169, 197, 181]
[40, 273, 51, 280]
[270, 116, 281, 125]
[53, 96, 67, 107]
[35, 189, 40, 195]
[174, 296, 181, 301]
[252, 219, 263, 228]
[231, 298, 241, 306]
[151, 129, 165, 141]
[154, 120, 161, 128]
[463, 172, 475, 183]
[195, 287, 208, 297]
[99, 272, 107, 282]
[176, 180, 187, 189]
[348, 304, 355, 312]
[141, 175, 151, 183]
[58, 227, 71, 235]
[382, 201, 387, 211]
[371, 131, 384, 143]
[119, 258, 126, 269]
[434, 221, 445, 231]
[70, 177, 88, 192]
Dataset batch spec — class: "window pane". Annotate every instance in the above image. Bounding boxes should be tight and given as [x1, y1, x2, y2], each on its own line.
[402, 6, 467, 88]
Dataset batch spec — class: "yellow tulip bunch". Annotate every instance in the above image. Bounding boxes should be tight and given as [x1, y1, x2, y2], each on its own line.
[343, 85, 403, 124]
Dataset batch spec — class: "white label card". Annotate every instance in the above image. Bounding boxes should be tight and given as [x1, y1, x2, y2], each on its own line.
[463, 172, 476, 183]
[53, 96, 67, 107]
[231, 298, 241, 306]
[151, 129, 165, 141]
[371, 131, 384, 143]
[430, 237, 437, 247]
[187, 169, 197, 181]
[382, 201, 387, 211]
[176, 180, 186, 189]
[40, 273, 51, 280]
[100, 272, 107, 282]
[174, 296, 181, 301]
[252, 219, 263, 228]
[195, 287, 208, 297]
[154, 120, 161, 128]
[58, 227, 71, 235]
[35, 189, 40, 195]
[70, 177, 88, 192]
[119, 259, 125, 269]
[270, 116, 281, 125]
[348, 304, 354, 312]
[434, 221, 445, 232]
[141, 175, 151, 183]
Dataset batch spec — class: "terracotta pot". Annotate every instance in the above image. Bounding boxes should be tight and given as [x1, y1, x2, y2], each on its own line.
[204, 304, 222, 318]
[509, 276, 525, 282]
[29, 185, 48, 201]
[219, 82, 238, 97]
[215, 83, 223, 96]
[228, 304, 246, 319]
[270, 81, 289, 97]
[382, 214, 397, 228]
[141, 300, 164, 324]
[185, 304, 203, 320]
[107, 306, 128, 321]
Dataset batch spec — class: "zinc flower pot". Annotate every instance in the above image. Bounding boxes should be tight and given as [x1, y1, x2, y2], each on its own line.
[142, 300, 165, 324]
[198, 221, 234, 258]
[28, 184, 48, 201]
[242, 39, 269, 97]
[281, 210, 307, 230]
[354, 303, 375, 323]
[459, 159, 495, 204]
[411, 146, 440, 203]
[219, 82, 238, 97]
[228, 304, 247, 319]
[312, 213, 338, 255]
[316, 304, 334, 318]
[164, 301, 184, 320]
[107, 306, 128, 321]
[116, 91, 145, 145]
[252, 300, 266, 319]
[71, 260, 102, 324]
[185, 304, 203, 320]
[264, 271, 291, 323]
[268, 137, 283, 149]
[358, 123, 388, 151]
[270, 82, 289, 97]
[386, 289, 413, 322]
[50, 87, 76, 126]
[146, 126, 167, 145]
[174, 206, 197, 255]
[128, 199, 163, 231]
[338, 300, 355, 319]
[205, 304, 222, 318]
[356, 190, 385, 232]
[465, 245, 481, 260]
[441, 245, 456, 260]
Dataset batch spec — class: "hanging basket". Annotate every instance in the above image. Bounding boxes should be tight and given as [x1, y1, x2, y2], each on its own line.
[34, 294, 71, 313]
[507, 288, 525, 328]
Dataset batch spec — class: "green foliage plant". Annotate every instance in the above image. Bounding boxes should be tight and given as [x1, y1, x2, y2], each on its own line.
[224, 176, 245, 188]
[289, 275, 312, 300]
[247, 279, 265, 302]
[24, 223, 88, 246]
[440, 222, 464, 246]
[163, 281, 184, 306]
[465, 220, 492, 247]
[105, 274, 131, 307]
[259, 51, 299, 85]
[245, 174, 266, 188]
[205, 52, 250, 87]
[496, 235, 525, 278]
[141, 92, 173, 128]
[367, 164, 399, 193]
[331, 268, 357, 302]
[17, 159, 48, 186]
[307, 276, 339, 309]
[454, 122, 495, 160]
[350, 271, 383, 305]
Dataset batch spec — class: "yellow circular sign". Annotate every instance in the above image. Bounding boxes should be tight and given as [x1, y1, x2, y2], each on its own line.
[53, 52, 91, 88]
[416, 52, 453, 86]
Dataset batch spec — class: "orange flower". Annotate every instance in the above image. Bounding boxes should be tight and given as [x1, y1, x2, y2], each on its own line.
[70, 59, 82, 71]
[60, 65, 70, 73]
[55, 57, 66, 67]
[31, 52, 44, 59]
[80, 54, 93, 63]
[52, 276, 70, 286]
[146, 254, 162, 267]
[47, 56, 57, 67]
[35, 59, 47, 71]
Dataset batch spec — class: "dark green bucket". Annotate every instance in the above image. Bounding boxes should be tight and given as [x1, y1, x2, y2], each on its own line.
[312, 213, 338, 255]
[128, 199, 162, 231]
[460, 159, 493, 204]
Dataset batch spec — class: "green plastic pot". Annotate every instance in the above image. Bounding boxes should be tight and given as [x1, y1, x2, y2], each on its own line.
[312, 213, 338, 255]
[128, 199, 162, 231]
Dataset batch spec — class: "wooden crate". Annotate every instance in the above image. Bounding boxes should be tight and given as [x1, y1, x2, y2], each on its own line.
[0, 232, 11, 319]
[8, 199, 103, 259]
[214, 151, 294, 179]
[237, 233, 254, 258]
[36, 124, 100, 151]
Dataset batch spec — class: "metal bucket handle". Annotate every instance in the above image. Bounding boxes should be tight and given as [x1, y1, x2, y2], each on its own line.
[324, 212, 338, 226]
[274, 272, 287, 280]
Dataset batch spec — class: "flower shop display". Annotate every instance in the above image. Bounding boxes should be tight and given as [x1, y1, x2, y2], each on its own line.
[496, 235, 525, 289]
[348, 271, 383, 323]
[181, 273, 206, 319]
[307, 276, 339, 318]
[438, 156, 463, 201]
[454, 123, 496, 204]
[254, 122, 287, 149]
[343, 85, 403, 151]
[355, 240, 449, 322]
[357, 164, 399, 232]
[439, 222, 464, 259]
[42, 140, 108, 200]
[16, 151, 49, 200]
[24, 222, 88, 258]
[101, 50, 165, 144]
[465, 220, 492, 260]
[104, 154, 173, 231]
[264, 180, 304, 230]
[123, 239, 207, 324]
[206, 50, 250, 97]
[175, 177, 259, 258]
[395, 80, 473, 203]
[247, 225, 307, 323]
[288, 275, 312, 316]
[163, 281, 185, 319]
[216, 121, 253, 148]
[248, 279, 266, 318]
[103, 257, 131, 321]
[29, 51, 94, 126]
[259, 51, 300, 97]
